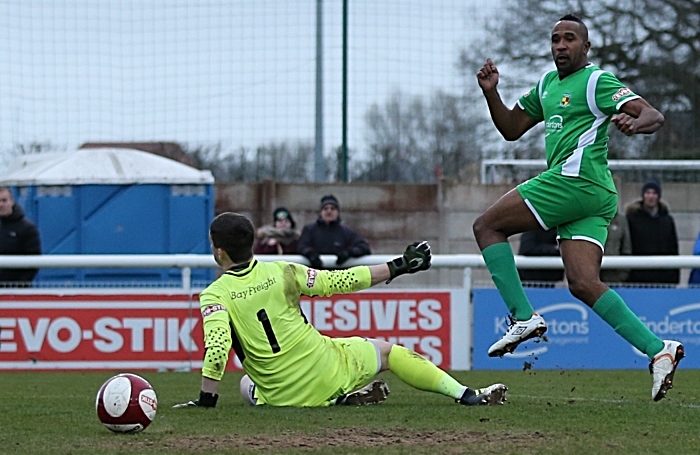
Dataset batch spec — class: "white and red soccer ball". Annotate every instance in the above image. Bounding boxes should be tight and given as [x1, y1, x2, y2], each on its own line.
[96, 373, 158, 433]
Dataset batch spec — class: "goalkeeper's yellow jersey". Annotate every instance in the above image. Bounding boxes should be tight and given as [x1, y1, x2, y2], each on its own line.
[198, 259, 372, 406]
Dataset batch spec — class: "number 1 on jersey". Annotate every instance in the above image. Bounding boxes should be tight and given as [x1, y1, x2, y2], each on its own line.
[257, 309, 281, 353]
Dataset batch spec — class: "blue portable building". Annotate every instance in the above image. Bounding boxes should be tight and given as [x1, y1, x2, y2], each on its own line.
[0, 148, 215, 286]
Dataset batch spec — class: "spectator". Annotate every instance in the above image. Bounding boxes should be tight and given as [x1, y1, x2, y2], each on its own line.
[689, 231, 700, 285]
[0, 186, 41, 286]
[600, 210, 632, 284]
[517, 228, 563, 286]
[298, 194, 371, 269]
[253, 207, 299, 255]
[625, 179, 679, 284]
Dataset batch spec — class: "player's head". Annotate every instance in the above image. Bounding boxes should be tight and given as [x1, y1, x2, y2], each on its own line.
[551, 14, 590, 76]
[0, 187, 15, 217]
[273, 207, 295, 229]
[641, 179, 662, 211]
[319, 194, 340, 223]
[209, 212, 255, 265]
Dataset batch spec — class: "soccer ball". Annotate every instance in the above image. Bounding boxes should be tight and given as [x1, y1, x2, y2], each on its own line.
[95, 373, 158, 433]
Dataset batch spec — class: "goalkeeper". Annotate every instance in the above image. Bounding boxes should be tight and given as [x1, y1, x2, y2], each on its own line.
[175, 212, 506, 408]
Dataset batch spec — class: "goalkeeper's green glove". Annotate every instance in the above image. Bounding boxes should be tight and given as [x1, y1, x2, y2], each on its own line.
[172, 390, 219, 408]
[386, 241, 431, 283]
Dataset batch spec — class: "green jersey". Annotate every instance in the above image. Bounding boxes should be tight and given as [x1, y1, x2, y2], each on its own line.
[518, 64, 639, 193]
[198, 259, 372, 406]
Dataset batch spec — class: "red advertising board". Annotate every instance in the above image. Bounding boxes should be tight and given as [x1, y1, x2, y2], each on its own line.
[0, 290, 467, 371]
[299, 292, 451, 367]
[0, 294, 200, 370]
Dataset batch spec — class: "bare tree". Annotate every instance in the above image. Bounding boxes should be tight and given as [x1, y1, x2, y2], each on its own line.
[1, 142, 57, 172]
[361, 89, 487, 182]
[253, 141, 316, 182]
[462, 0, 700, 158]
[183, 141, 316, 182]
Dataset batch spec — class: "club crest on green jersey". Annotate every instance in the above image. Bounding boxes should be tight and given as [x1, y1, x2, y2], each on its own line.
[560, 93, 572, 107]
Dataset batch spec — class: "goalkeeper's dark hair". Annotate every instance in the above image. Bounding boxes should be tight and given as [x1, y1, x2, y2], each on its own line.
[209, 212, 255, 263]
[558, 14, 589, 41]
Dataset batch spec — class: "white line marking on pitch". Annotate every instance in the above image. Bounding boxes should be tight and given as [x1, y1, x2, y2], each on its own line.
[510, 394, 700, 408]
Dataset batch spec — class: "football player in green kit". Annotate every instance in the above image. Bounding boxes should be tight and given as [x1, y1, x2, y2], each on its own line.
[175, 212, 507, 408]
[474, 14, 683, 401]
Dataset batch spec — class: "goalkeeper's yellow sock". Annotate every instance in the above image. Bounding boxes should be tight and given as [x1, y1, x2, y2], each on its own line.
[387, 345, 466, 399]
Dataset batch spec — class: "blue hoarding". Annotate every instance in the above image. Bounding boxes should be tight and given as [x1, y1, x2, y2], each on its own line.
[472, 288, 700, 369]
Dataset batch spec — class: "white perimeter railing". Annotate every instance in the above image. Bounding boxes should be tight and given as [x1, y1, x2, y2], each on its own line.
[480, 159, 700, 184]
[1, 254, 700, 291]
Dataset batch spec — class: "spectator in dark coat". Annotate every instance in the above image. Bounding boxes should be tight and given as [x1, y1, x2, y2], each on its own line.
[298, 194, 371, 269]
[517, 228, 563, 286]
[0, 187, 41, 286]
[625, 179, 679, 284]
[253, 207, 299, 255]
[600, 210, 632, 284]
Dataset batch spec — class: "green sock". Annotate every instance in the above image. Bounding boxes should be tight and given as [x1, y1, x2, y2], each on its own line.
[592, 289, 664, 359]
[482, 242, 534, 320]
[388, 345, 466, 400]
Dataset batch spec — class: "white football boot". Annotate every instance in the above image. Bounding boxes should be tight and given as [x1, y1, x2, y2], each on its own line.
[488, 313, 547, 357]
[337, 380, 390, 406]
[650, 340, 685, 401]
[457, 384, 508, 406]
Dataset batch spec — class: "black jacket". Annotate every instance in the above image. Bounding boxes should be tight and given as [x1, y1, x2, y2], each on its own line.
[517, 228, 563, 283]
[297, 217, 371, 266]
[625, 199, 679, 284]
[0, 204, 41, 284]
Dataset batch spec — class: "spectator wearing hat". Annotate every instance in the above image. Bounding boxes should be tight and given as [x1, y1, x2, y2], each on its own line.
[298, 194, 371, 269]
[253, 207, 299, 255]
[625, 179, 679, 284]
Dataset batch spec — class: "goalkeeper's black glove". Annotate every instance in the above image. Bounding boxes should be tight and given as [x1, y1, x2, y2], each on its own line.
[386, 241, 431, 283]
[172, 390, 219, 409]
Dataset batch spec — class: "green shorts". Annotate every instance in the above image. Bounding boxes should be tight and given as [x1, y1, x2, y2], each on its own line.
[517, 170, 617, 250]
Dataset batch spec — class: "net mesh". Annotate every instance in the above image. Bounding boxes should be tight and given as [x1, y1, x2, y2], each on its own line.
[0, 1, 498, 171]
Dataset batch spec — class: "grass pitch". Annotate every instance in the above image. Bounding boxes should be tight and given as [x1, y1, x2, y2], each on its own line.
[1, 369, 699, 454]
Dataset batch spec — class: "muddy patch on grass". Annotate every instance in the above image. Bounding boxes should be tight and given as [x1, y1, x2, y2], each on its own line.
[111, 428, 548, 452]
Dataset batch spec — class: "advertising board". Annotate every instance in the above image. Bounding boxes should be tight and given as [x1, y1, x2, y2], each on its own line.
[0, 290, 470, 371]
[473, 288, 700, 369]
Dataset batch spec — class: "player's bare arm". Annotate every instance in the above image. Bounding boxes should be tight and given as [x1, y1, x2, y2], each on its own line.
[368, 264, 392, 285]
[477, 59, 538, 141]
[612, 98, 665, 135]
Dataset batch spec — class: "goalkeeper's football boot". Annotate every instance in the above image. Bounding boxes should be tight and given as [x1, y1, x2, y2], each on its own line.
[488, 313, 547, 357]
[650, 340, 684, 401]
[457, 383, 508, 406]
[337, 380, 390, 406]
